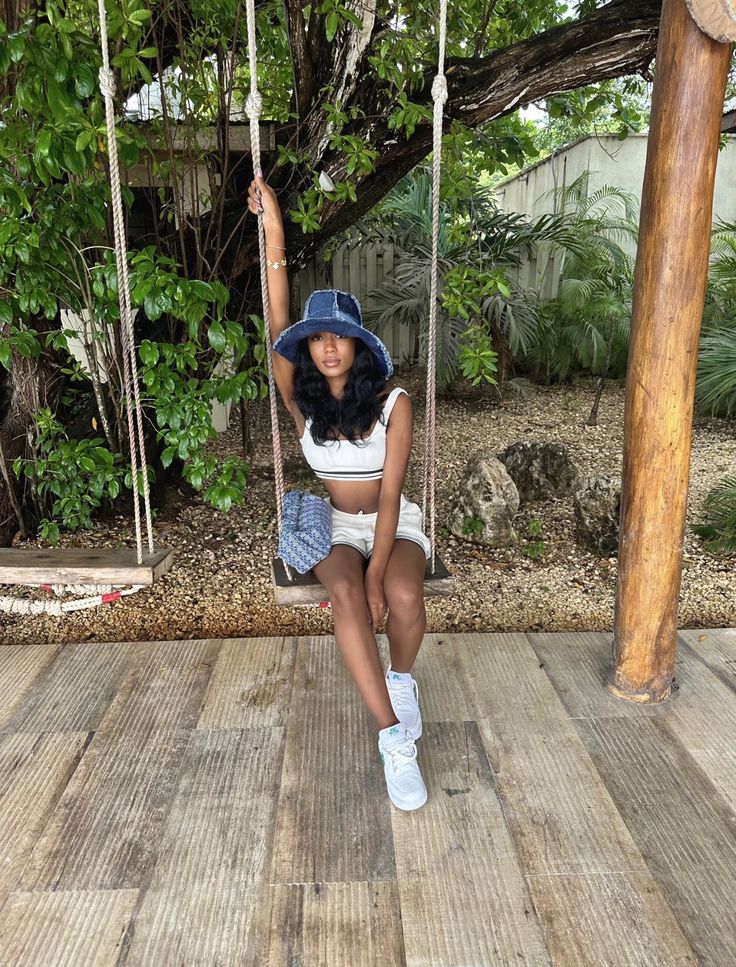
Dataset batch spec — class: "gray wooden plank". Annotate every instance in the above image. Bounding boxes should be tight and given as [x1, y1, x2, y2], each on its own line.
[123, 726, 284, 967]
[576, 715, 736, 966]
[0, 644, 59, 730]
[197, 636, 296, 730]
[392, 721, 550, 967]
[526, 871, 697, 967]
[1, 640, 135, 735]
[93, 638, 221, 737]
[269, 636, 396, 884]
[18, 640, 219, 892]
[456, 634, 698, 963]
[0, 889, 137, 967]
[665, 640, 736, 811]
[528, 631, 680, 719]
[531, 630, 736, 811]
[679, 628, 736, 693]
[256, 881, 406, 967]
[18, 726, 192, 893]
[0, 731, 89, 907]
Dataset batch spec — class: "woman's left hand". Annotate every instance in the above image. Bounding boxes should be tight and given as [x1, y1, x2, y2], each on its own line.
[364, 568, 387, 629]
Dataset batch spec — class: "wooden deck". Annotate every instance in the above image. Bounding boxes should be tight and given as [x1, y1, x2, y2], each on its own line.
[0, 629, 734, 966]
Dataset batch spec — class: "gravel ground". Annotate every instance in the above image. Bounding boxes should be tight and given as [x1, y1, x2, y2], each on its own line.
[2, 373, 735, 645]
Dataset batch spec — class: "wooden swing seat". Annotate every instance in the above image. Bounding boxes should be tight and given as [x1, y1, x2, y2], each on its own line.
[271, 555, 453, 606]
[0, 547, 173, 586]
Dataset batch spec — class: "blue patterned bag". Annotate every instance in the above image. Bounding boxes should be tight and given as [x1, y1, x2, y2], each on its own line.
[278, 490, 333, 574]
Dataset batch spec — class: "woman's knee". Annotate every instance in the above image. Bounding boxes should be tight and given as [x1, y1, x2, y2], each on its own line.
[385, 581, 425, 624]
[326, 573, 366, 613]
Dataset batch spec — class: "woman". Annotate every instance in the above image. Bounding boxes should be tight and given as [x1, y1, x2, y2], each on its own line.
[248, 175, 429, 811]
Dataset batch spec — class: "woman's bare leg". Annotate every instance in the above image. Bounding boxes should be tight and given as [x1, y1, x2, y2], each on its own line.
[313, 545, 398, 730]
[383, 540, 427, 674]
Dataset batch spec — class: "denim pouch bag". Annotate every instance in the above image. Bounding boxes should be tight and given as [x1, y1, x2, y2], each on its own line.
[278, 490, 333, 574]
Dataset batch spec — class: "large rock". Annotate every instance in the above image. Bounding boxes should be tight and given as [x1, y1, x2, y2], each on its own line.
[498, 441, 580, 503]
[448, 450, 519, 546]
[573, 474, 621, 555]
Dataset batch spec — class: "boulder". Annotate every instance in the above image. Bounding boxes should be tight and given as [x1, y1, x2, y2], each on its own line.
[498, 441, 580, 503]
[573, 474, 621, 555]
[448, 450, 519, 546]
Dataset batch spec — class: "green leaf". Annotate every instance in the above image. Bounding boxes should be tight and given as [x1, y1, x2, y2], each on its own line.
[37, 128, 53, 158]
[46, 77, 73, 121]
[325, 10, 339, 41]
[207, 321, 227, 353]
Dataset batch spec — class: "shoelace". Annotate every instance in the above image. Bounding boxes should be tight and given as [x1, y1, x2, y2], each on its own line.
[384, 740, 418, 775]
[387, 679, 419, 715]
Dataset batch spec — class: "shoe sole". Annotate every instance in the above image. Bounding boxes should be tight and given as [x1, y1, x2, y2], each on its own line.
[388, 787, 428, 811]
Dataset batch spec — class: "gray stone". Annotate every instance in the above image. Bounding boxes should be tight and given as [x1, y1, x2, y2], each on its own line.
[448, 450, 519, 546]
[498, 441, 580, 503]
[573, 474, 621, 555]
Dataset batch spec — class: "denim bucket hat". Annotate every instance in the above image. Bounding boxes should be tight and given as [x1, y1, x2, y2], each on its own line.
[273, 289, 394, 378]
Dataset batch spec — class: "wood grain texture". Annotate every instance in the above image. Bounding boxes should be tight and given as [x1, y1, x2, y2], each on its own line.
[0, 547, 173, 585]
[197, 636, 296, 730]
[255, 881, 405, 967]
[528, 631, 678, 719]
[269, 636, 396, 884]
[0, 889, 137, 967]
[531, 630, 736, 810]
[124, 727, 284, 967]
[0, 644, 59, 730]
[611, 0, 732, 700]
[1, 640, 135, 735]
[392, 721, 550, 967]
[576, 715, 736, 965]
[18, 725, 193, 893]
[455, 634, 696, 962]
[92, 638, 220, 737]
[0, 731, 89, 907]
[678, 628, 736, 694]
[18, 640, 219, 892]
[526, 871, 696, 967]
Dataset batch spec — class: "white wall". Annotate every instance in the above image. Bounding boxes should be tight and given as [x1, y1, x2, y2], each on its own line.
[495, 133, 736, 292]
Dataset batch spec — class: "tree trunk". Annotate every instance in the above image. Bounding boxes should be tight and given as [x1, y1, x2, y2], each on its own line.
[609, 0, 732, 703]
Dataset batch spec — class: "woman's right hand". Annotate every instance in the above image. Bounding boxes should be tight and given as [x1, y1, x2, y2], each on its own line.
[247, 175, 283, 236]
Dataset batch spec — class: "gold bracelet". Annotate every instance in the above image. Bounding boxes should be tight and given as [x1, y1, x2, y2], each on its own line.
[267, 258, 287, 270]
[266, 242, 286, 250]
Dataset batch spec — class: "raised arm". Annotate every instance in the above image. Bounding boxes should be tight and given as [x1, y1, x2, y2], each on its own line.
[247, 176, 301, 427]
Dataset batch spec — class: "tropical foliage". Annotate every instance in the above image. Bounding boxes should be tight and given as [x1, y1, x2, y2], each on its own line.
[692, 476, 736, 554]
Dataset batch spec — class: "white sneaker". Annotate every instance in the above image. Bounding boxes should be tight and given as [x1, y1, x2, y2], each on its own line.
[385, 667, 423, 740]
[378, 723, 428, 811]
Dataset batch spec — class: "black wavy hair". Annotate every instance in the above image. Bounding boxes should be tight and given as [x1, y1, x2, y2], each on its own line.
[292, 338, 388, 445]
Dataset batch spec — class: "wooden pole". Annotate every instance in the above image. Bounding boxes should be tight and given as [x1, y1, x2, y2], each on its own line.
[609, 0, 732, 703]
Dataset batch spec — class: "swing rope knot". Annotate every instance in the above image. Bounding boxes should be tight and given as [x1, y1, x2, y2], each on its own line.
[246, 90, 263, 121]
[98, 66, 116, 99]
[431, 73, 448, 105]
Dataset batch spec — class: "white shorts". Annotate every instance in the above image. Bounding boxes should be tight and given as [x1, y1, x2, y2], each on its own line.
[328, 494, 431, 560]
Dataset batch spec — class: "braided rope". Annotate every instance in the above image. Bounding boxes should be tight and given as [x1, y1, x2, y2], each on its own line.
[244, 0, 290, 580]
[422, 0, 448, 574]
[0, 585, 144, 616]
[97, 0, 154, 563]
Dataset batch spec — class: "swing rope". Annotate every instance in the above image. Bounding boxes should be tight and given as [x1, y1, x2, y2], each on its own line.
[0, 3, 160, 616]
[422, 0, 448, 574]
[244, 0, 447, 579]
[96, 0, 155, 564]
[244, 0, 287, 538]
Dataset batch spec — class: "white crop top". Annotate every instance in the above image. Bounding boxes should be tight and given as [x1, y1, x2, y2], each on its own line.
[299, 387, 408, 481]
